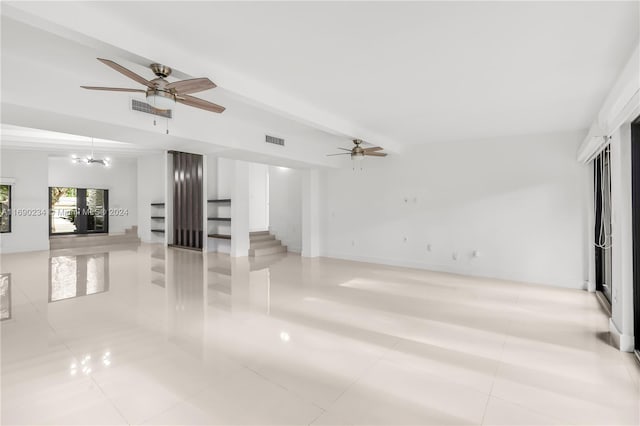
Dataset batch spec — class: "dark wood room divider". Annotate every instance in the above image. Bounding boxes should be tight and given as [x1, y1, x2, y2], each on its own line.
[170, 151, 203, 250]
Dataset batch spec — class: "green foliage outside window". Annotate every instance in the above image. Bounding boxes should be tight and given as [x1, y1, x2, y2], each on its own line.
[0, 185, 11, 233]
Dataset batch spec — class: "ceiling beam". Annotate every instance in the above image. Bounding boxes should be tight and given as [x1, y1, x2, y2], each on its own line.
[2, 2, 402, 153]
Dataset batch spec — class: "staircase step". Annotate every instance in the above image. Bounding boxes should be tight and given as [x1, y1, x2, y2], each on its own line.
[249, 234, 276, 242]
[250, 239, 281, 249]
[249, 244, 287, 257]
[250, 230, 270, 236]
[49, 233, 140, 249]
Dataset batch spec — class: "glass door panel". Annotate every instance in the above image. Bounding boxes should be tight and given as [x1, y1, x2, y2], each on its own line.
[50, 187, 78, 234]
[86, 189, 106, 232]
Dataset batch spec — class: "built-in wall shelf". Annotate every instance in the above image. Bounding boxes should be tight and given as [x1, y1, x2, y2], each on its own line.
[207, 199, 231, 203]
[150, 204, 166, 234]
[208, 233, 231, 240]
[208, 217, 231, 221]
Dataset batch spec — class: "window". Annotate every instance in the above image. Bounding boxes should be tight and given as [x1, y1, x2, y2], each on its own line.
[0, 274, 10, 321]
[49, 187, 108, 235]
[0, 185, 11, 233]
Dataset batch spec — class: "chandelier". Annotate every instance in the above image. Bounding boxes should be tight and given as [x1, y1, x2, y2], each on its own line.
[72, 137, 110, 167]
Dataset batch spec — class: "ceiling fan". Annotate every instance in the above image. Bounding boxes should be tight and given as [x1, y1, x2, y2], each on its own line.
[327, 139, 387, 162]
[81, 58, 225, 113]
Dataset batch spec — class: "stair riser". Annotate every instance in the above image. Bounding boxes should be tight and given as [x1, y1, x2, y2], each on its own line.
[50, 235, 140, 249]
[249, 231, 270, 236]
[249, 235, 276, 242]
[250, 239, 281, 249]
[249, 245, 287, 257]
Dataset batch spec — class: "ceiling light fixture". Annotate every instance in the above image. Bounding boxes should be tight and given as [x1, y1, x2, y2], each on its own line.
[72, 137, 111, 167]
[351, 151, 364, 171]
[146, 89, 176, 110]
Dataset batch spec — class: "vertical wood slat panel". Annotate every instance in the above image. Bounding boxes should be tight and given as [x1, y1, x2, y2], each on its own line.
[171, 151, 203, 250]
[190, 153, 194, 248]
[189, 154, 194, 248]
[173, 153, 179, 246]
[197, 155, 203, 248]
[178, 152, 182, 246]
[181, 153, 187, 247]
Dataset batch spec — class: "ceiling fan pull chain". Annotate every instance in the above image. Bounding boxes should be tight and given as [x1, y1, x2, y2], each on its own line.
[166, 117, 169, 135]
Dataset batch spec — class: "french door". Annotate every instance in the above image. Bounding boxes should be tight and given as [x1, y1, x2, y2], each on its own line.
[49, 187, 109, 235]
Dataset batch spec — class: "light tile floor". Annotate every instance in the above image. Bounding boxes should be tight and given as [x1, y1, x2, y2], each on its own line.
[1, 244, 638, 425]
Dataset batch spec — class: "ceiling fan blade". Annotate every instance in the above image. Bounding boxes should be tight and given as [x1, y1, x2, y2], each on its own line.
[364, 152, 387, 157]
[81, 86, 146, 93]
[363, 146, 384, 152]
[326, 153, 351, 156]
[337, 147, 352, 151]
[166, 78, 216, 95]
[97, 58, 154, 88]
[176, 94, 225, 113]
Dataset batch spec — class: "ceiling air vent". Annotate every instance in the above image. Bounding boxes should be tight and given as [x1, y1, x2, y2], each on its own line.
[265, 134, 285, 146]
[131, 99, 172, 119]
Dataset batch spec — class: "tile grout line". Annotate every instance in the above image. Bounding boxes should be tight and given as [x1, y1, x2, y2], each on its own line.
[88, 373, 131, 425]
[480, 288, 524, 425]
[57, 338, 131, 425]
[324, 338, 404, 410]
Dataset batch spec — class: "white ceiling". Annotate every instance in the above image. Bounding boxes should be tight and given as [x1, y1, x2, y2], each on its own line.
[0, 124, 158, 158]
[0, 13, 351, 168]
[2, 1, 639, 153]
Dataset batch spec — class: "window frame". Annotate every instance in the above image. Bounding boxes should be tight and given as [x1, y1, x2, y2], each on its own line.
[0, 184, 12, 234]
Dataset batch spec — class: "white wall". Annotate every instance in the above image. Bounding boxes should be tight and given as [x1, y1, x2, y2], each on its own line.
[269, 166, 302, 252]
[249, 163, 269, 232]
[137, 154, 165, 243]
[609, 124, 635, 351]
[321, 131, 589, 289]
[207, 157, 233, 253]
[231, 160, 250, 257]
[0, 150, 49, 253]
[49, 156, 137, 234]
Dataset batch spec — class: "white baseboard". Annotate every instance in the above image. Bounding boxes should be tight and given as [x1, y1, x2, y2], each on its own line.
[609, 318, 635, 352]
[321, 251, 584, 290]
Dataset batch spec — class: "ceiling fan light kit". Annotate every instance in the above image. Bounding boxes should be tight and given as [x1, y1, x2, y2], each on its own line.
[146, 89, 176, 110]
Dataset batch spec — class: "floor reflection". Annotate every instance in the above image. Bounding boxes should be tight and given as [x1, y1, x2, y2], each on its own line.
[49, 253, 110, 302]
[150, 247, 165, 287]
[2, 243, 639, 426]
[0, 273, 10, 320]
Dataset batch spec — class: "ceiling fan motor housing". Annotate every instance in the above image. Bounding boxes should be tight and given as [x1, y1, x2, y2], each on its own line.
[150, 63, 172, 78]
